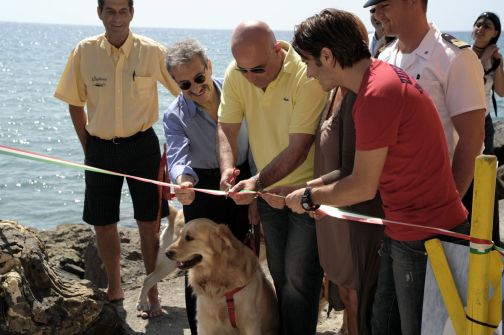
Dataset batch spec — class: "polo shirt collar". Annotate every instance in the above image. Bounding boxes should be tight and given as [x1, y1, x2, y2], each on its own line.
[264, 40, 297, 91]
[100, 31, 134, 58]
[279, 40, 297, 75]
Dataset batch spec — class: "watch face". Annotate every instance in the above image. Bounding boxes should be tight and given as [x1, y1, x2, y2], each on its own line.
[301, 187, 313, 211]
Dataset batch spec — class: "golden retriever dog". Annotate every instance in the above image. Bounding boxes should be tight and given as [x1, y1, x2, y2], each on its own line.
[136, 204, 184, 314]
[166, 218, 279, 335]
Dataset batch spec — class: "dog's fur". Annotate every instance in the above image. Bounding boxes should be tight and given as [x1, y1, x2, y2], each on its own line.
[166, 218, 279, 335]
[136, 204, 184, 312]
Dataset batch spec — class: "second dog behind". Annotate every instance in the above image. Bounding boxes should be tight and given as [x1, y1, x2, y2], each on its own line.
[136, 204, 184, 315]
[166, 218, 279, 335]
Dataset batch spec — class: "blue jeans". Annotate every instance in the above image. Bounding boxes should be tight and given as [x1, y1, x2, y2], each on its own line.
[371, 236, 425, 335]
[371, 222, 470, 335]
[258, 199, 323, 335]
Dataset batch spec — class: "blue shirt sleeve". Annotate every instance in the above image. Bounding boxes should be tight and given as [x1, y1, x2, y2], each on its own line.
[163, 98, 199, 185]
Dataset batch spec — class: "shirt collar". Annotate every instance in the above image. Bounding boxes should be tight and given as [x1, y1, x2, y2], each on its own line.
[412, 23, 438, 61]
[279, 40, 298, 75]
[100, 31, 133, 58]
[264, 40, 297, 90]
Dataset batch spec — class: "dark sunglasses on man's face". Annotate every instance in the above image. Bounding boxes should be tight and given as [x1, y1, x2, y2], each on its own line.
[236, 66, 266, 74]
[178, 73, 206, 90]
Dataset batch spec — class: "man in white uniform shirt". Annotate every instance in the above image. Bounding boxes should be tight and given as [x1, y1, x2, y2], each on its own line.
[366, 0, 486, 199]
[365, 0, 496, 237]
[363, 0, 491, 333]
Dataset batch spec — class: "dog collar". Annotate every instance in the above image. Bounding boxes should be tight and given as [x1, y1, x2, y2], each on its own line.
[224, 285, 246, 328]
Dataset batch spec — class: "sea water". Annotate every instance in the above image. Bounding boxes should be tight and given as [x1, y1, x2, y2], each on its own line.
[0, 22, 502, 229]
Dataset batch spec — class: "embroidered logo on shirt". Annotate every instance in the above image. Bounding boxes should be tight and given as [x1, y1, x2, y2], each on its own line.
[92, 76, 107, 87]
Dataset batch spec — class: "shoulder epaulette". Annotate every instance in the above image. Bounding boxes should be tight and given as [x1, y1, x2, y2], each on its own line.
[441, 33, 470, 49]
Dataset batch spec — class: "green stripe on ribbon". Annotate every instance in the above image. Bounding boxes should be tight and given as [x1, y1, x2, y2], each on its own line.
[469, 248, 491, 255]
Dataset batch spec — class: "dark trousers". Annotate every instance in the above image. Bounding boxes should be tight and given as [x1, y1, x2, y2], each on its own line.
[480, 114, 501, 246]
[182, 163, 251, 335]
[83, 128, 168, 224]
[484, 113, 495, 155]
[257, 199, 323, 335]
[371, 222, 469, 335]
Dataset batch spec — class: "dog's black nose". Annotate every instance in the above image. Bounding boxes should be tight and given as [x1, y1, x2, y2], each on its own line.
[166, 250, 176, 260]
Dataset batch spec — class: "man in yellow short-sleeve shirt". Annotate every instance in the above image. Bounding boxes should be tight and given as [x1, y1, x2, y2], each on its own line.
[54, 0, 179, 319]
[217, 20, 327, 335]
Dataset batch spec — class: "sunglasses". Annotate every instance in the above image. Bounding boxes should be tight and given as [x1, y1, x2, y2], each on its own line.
[235, 66, 266, 74]
[178, 73, 206, 90]
[370, 8, 376, 14]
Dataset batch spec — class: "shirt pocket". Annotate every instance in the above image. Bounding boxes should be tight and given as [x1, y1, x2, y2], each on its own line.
[134, 76, 155, 97]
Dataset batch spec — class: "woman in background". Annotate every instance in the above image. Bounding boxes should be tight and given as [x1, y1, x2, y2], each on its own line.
[472, 12, 503, 248]
[472, 11, 504, 155]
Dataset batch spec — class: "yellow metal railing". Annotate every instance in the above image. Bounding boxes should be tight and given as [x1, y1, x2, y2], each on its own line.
[425, 155, 502, 335]
[467, 155, 500, 335]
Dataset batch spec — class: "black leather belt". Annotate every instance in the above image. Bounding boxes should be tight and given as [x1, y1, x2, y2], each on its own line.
[193, 161, 250, 178]
[89, 127, 153, 144]
[193, 167, 221, 178]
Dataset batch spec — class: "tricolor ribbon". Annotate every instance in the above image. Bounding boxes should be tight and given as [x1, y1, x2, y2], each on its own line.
[0, 144, 224, 196]
[0, 144, 496, 252]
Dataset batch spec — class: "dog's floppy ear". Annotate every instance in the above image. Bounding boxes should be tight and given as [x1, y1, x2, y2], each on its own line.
[215, 224, 235, 249]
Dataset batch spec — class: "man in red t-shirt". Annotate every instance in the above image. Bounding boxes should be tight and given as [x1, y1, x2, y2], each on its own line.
[286, 9, 468, 334]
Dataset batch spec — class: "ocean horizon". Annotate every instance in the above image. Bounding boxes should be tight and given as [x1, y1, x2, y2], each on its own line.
[1, 21, 503, 230]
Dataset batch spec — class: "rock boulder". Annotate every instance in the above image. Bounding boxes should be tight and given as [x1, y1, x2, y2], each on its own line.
[0, 220, 123, 334]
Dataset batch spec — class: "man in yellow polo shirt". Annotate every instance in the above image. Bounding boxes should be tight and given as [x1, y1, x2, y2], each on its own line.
[54, 0, 179, 318]
[217, 21, 327, 335]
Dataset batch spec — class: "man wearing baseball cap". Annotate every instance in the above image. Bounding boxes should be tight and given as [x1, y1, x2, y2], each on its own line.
[364, 0, 487, 334]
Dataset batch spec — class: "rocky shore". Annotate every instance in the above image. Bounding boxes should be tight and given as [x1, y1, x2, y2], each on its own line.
[0, 220, 342, 334]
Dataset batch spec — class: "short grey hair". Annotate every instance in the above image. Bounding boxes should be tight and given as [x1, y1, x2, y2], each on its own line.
[166, 38, 209, 74]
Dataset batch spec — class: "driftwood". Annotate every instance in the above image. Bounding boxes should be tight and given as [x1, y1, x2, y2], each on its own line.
[0, 220, 122, 335]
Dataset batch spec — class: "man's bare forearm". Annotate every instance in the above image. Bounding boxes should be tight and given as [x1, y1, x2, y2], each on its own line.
[259, 133, 314, 188]
[452, 143, 479, 198]
[69, 105, 88, 154]
[451, 109, 485, 197]
[217, 122, 240, 172]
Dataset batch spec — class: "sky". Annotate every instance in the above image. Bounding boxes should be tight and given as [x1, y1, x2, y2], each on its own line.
[1, 0, 503, 32]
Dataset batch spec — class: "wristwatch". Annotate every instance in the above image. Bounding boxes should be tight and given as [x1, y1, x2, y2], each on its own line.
[301, 187, 320, 211]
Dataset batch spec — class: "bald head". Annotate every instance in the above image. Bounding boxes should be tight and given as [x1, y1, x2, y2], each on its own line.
[230, 20, 285, 90]
[231, 21, 276, 55]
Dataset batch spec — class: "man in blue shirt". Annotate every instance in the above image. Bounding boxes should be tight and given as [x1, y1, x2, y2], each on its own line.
[163, 38, 255, 335]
